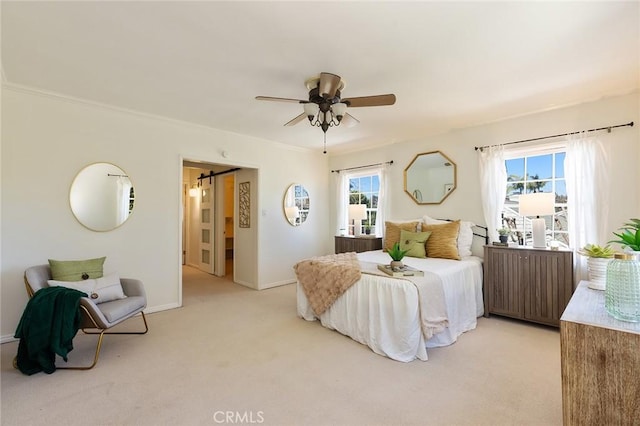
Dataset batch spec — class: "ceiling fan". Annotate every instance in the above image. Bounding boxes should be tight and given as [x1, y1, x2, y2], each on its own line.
[256, 72, 396, 153]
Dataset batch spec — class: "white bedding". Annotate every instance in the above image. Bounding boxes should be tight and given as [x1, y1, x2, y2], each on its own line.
[296, 250, 484, 362]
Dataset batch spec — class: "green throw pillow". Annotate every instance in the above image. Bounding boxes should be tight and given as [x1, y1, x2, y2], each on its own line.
[399, 230, 431, 258]
[48, 257, 106, 281]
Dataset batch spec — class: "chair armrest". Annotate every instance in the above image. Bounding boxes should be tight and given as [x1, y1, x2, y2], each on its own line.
[120, 278, 146, 299]
[78, 297, 110, 329]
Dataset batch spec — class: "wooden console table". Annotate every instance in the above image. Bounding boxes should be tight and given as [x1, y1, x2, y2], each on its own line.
[560, 281, 640, 425]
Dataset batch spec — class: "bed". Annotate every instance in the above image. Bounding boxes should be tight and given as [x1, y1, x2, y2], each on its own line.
[296, 217, 486, 362]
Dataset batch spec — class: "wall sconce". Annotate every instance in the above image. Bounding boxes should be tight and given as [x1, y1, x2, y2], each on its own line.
[188, 184, 199, 198]
[519, 192, 555, 248]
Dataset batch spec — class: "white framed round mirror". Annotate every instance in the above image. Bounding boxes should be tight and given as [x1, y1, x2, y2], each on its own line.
[69, 162, 135, 231]
[283, 183, 309, 226]
[404, 151, 457, 204]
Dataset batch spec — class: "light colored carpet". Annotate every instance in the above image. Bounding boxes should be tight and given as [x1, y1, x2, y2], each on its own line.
[1, 266, 562, 425]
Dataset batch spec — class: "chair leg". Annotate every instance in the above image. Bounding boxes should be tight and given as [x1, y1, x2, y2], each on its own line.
[59, 311, 149, 370]
[57, 330, 106, 370]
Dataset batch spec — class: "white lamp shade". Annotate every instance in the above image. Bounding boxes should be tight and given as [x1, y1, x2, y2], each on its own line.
[332, 102, 347, 118]
[188, 187, 199, 198]
[519, 192, 555, 217]
[303, 103, 319, 117]
[348, 204, 367, 220]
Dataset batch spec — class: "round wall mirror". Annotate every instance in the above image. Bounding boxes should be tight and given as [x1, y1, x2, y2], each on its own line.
[283, 183, 310, 226]
[404, 151, 456, 204]
[69, 162, 135, 231]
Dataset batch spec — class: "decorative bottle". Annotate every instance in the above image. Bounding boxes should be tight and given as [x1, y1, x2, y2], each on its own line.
[605, 253, 640, 322]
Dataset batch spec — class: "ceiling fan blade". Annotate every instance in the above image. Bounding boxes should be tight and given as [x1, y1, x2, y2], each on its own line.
[284, 112, 307, 127]
[256, 96, 307, 103]
[341, 113, 360, 128]
[343, 94, 396, 108]
[318, 72, 342, 98]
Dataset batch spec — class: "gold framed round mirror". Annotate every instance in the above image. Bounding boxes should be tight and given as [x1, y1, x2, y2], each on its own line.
[69, 162, 135, 231]
[283, 183, 309, 226]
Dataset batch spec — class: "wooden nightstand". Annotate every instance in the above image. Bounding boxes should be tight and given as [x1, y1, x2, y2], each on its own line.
[483, 244, 574, 327]
[335, 236, 382, 254]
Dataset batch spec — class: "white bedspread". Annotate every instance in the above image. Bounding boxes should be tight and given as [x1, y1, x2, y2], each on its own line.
[296, 250, 484, 362]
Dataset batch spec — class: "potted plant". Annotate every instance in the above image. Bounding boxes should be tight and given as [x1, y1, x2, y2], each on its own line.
[388, 242, 408, 270]
[364, 224, 372, 235]
[577, 244, 616, 290]
[497, 227, 511, 243]
[610, 218, 640, 253]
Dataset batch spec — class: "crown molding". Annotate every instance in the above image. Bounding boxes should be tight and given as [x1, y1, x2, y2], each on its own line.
[1, 81, 315, 154]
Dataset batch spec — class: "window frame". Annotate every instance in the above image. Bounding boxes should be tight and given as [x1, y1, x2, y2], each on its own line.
[345, 169, 381, 236]
[502, 143, 569, 247]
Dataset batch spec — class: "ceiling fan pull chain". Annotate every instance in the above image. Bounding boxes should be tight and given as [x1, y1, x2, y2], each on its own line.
[323, 133, 327, 154]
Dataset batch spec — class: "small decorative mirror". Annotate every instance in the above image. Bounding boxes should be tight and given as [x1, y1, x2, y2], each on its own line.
[69, 163, 135, 231]
[404, 151, 457, 204]
[283, 183, 310, 226]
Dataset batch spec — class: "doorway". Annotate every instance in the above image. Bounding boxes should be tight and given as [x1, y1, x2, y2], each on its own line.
[182, 161, 236, 279]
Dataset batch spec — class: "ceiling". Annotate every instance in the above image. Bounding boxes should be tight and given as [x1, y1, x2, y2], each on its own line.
[2, 1, 639, 155]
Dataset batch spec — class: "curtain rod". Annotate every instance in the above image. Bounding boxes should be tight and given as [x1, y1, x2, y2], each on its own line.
[474, 121, 634, 151]
[331, 160, 394, 174]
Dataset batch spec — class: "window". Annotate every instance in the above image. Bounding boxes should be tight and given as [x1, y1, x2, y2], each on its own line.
[348, 172, 380, 235]
[503, 150, 569, 246]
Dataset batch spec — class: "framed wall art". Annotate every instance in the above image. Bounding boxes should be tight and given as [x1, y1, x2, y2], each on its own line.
[239, 181, 250, 228]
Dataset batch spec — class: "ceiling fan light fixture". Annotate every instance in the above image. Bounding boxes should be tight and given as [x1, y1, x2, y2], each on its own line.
[256, 72, 396, 154]
[303, 102, 319, 120]
[332, 102, 347, 121]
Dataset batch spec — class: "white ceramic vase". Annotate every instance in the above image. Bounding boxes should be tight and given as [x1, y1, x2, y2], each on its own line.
[390, 260, 404, 271]
[587, 257, 613, 290]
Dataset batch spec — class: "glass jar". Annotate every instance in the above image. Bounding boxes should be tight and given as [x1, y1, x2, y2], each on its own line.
[605, 253, 640, 322]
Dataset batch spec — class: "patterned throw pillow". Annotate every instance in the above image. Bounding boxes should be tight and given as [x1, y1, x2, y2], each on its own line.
[422, 221, 461, 260]
[384, 221, 420, 252]
[423, 215, 474, 257]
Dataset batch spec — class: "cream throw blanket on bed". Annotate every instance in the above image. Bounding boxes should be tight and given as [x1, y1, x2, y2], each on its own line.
[359, 261, 449, 339]
[294, 252, 361, 316]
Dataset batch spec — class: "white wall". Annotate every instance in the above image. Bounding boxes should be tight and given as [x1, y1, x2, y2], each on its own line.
[329, 92, 640, 255]
[0, 86, 331, 340]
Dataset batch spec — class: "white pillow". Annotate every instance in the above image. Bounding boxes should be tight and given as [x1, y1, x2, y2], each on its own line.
[422, 215, 474, 257]
[48, 273, 126, 304]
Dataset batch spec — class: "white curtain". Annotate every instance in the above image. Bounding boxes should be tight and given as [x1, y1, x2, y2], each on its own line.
[564, 134, 608, 283]
[335, 171, 349, 235]
[375, 164, 389, 238]
[478, 145, 507, 243]
[116, 176, 132, 224]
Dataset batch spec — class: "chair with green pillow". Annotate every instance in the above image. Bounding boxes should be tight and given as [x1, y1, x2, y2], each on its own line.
[22, 257, 148, 370]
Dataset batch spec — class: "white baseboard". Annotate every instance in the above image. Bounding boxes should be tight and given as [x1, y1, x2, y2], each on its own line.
[1, 302, 182, 345]
[1, 334, 18, 344]
[144, 302, 181, 314]
[259, 279, 296, 290]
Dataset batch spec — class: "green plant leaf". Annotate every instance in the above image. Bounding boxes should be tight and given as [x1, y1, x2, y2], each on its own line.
[388, 242, 408, 261]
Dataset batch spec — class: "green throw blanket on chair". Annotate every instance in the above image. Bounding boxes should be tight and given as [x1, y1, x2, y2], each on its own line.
[14, 286, 87, 375]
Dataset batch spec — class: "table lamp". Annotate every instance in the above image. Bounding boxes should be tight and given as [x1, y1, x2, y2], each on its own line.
[519, 192, 555, 248]
[348, 204, 367, 236]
